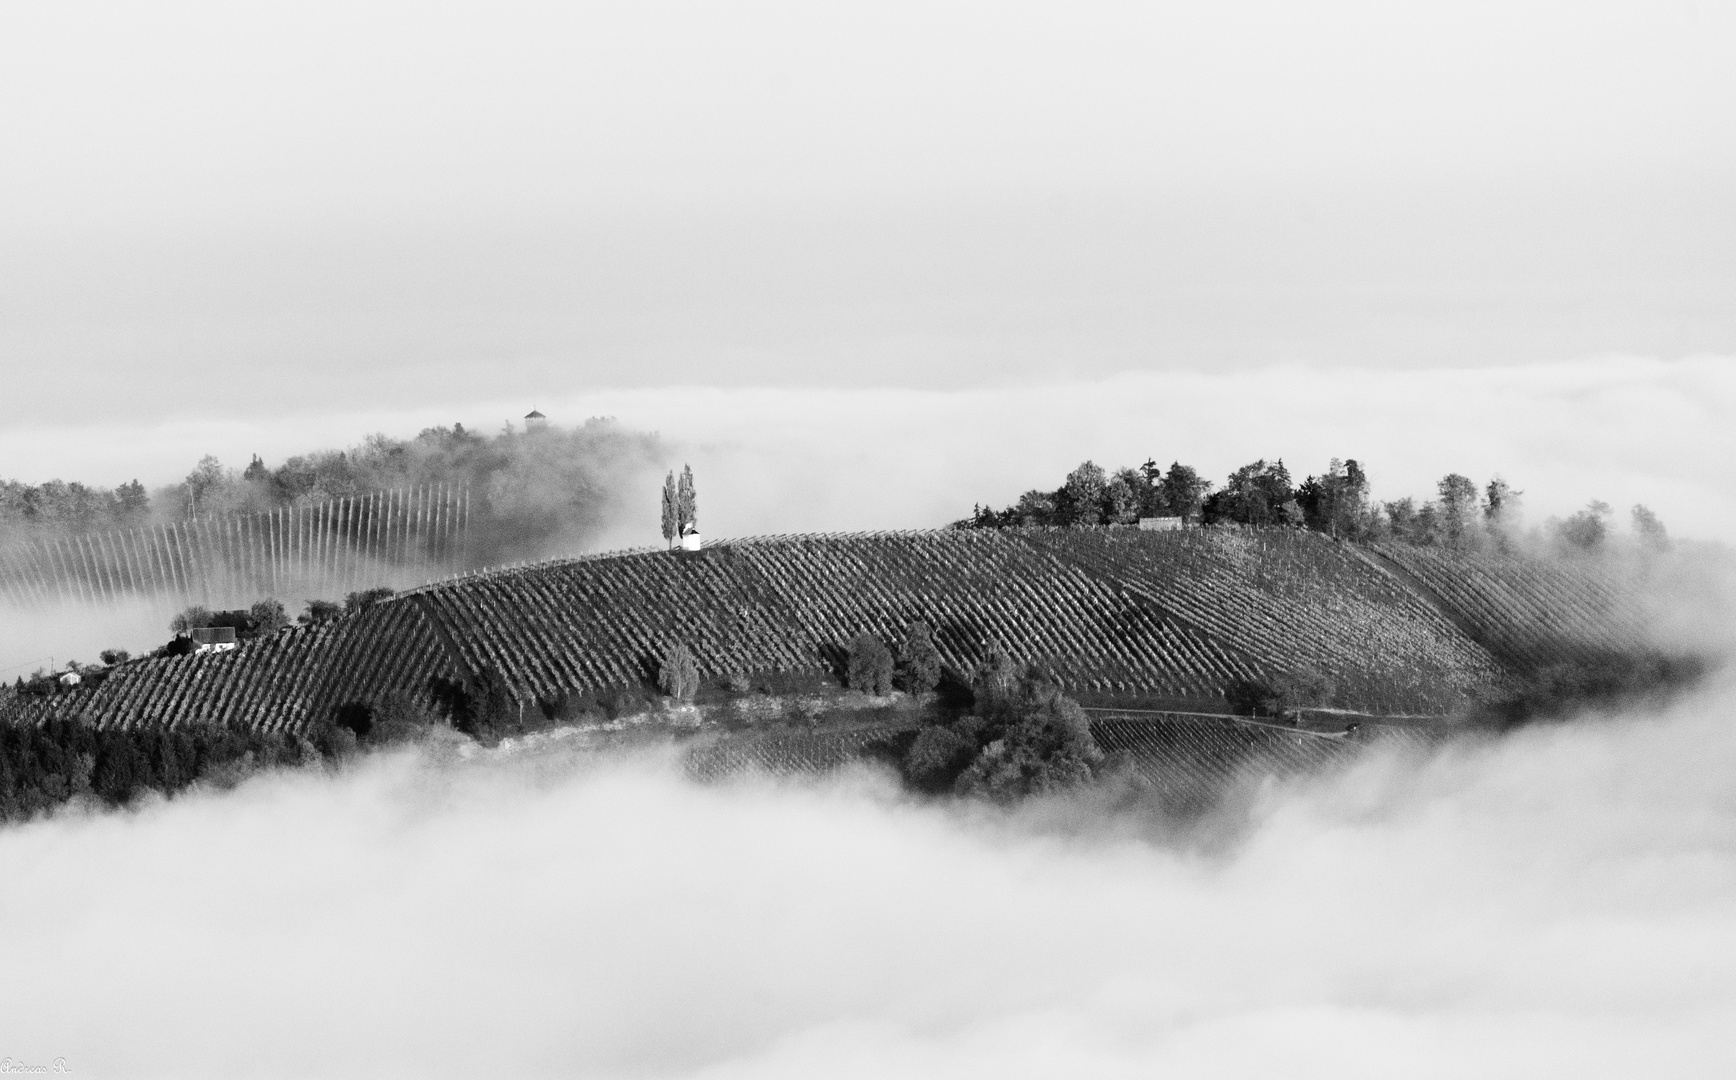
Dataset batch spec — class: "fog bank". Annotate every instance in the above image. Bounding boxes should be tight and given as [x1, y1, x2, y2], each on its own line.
[4, 355, 1730, 550]
[3, 677, 1735, 1078]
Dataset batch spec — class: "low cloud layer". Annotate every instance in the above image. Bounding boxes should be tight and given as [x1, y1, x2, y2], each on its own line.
[4, 355, 1731, 554]
[3, 674, 1735, 1078]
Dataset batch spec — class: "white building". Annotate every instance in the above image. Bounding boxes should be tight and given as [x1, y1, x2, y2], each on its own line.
[191, 626, 238, 654]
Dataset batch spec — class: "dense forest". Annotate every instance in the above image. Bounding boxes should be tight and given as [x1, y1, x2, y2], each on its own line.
[959, 456, 1671, 554]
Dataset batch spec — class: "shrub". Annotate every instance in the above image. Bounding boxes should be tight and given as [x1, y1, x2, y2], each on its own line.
[658, 642, 700, 701]
[99, 649, 130, 666]
[846, 633, 894, 696]
[332, 701, 374, 740]
[1224, 677, 1284, 718]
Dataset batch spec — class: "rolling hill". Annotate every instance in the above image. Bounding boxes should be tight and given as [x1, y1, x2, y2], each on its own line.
[0, 526, 1653, 735]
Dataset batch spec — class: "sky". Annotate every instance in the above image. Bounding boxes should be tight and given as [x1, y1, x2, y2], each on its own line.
[2, 1, 1734, 545]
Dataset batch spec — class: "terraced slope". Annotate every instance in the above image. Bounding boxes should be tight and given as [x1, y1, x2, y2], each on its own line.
[0, 528, 1646, 733]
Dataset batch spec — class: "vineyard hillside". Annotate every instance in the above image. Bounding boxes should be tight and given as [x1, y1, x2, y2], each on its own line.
[1, 527, 1655, 733]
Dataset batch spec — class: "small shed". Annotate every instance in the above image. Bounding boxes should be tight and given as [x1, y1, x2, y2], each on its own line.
[1138, 516, 1184, 531]
[191, 626, 238, 654]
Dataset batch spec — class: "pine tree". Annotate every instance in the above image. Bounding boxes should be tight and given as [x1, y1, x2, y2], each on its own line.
[660, 471, 678, 549]
[677, 465, 697, 536]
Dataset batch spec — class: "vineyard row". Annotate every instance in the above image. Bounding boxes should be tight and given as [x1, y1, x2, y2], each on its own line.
[0, 484, 470, 609]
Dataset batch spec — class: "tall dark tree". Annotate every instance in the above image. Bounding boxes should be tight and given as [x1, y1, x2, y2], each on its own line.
[1631, 504, 1670, 551]
[1012, 490, 1058, 526]
[846, 633, 895, 696]
[114, 479, 150, 525]
[660, 471, 679, 549]
[1483, 477, 1523, 546]
[1436, 473, 1480, 548]
[1156, 463, 1211, 522]
[1201, 459, 1297, 526]
[1101, 472, 1140, 525]
[1555, 501, 1612, 552]
[1056, 461, 1108, 526]
[1297, 458, 1370, 538]
[897, 620, 943, 701]
[676, 465, 697, 536]
[249, 599, 289, 636]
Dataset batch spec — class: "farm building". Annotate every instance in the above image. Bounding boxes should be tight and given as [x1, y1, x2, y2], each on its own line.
[1138, 516, 1184, 531]
[190, 626, 238, 654]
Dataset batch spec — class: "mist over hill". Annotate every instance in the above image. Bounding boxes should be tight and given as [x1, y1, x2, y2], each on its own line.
[0, 418, 667, 667]
[1, 416, 665, 567]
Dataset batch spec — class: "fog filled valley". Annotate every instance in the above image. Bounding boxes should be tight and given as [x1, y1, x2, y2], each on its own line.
[2, 419, 1734, 1077]
[3, 674, 1735, 1079]
[6, 2, 1736, 1071]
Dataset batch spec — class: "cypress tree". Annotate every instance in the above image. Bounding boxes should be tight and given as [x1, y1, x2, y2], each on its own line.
[677, 465, 697, 536]
[660, 471, 679, 549]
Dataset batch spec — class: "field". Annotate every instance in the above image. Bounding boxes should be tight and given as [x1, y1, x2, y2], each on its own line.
[0, 527, 1651, 734]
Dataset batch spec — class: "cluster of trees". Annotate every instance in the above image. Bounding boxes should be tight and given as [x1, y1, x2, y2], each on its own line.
[842, 621, 943, 699]
[147, 588, 395, 657]
[0, 478, 150, 534]
[961, 455, 1671, 554]
[1476, 651, 1706, 729]
[651, 619, 1102, 800]
[963, 460, 1211, 529]
[0, 716, 369, 821]
[901, 652, 1103, 800]
[659, 465, 698, 548]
